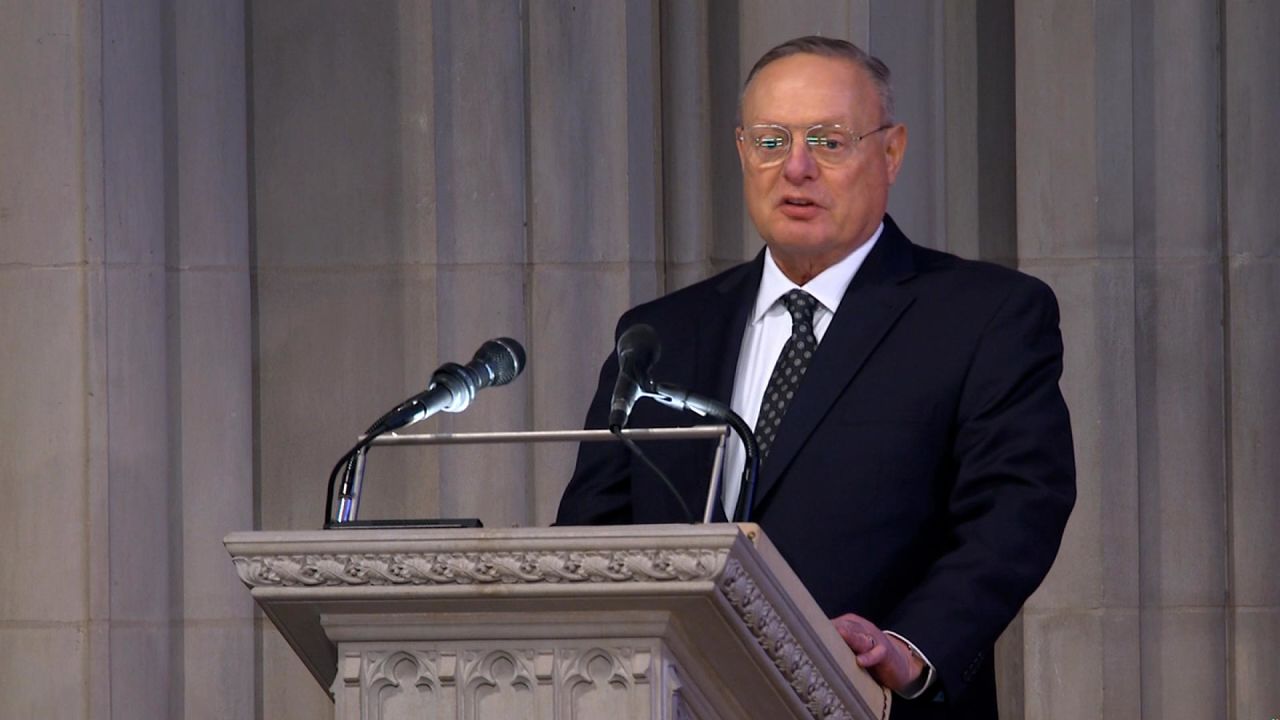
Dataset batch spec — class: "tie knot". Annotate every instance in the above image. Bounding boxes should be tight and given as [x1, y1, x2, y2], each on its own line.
[782, 289, 817, 325]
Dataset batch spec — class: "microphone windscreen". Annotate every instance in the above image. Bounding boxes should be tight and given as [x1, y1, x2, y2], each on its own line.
[474, 337, 526, 386]
[616, 323, 661, 376]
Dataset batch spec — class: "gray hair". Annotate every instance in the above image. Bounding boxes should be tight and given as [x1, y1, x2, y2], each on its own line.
[743, 35, 895, 124]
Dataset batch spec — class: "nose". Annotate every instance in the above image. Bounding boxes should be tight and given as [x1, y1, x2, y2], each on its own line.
[781, 138, 819, 183]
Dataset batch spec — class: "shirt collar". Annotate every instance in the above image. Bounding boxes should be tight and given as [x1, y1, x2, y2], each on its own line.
[750, 221, 884, 324]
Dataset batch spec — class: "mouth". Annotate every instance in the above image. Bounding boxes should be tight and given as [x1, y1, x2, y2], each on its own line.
[781, 197, 818, 208]
[778, 196, 822, 219]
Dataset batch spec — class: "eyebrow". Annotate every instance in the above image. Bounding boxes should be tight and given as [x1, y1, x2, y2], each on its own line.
[743, 119, 854, 128]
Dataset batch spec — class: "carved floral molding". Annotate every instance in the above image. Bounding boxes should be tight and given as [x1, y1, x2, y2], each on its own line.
[232, 548, 729, 588]
[719, 559, 887, 720]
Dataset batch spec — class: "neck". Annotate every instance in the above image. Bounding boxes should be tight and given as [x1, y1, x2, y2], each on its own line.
[773, 260, 822, 286]
[771, 248, 855, 286]
[768, 224, 883, 285]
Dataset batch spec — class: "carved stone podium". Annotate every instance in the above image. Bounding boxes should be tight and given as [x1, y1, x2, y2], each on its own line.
[225, 523, 889, 719]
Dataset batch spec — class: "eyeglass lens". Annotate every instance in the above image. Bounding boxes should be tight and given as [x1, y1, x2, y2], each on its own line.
[743, 125, 863, 166]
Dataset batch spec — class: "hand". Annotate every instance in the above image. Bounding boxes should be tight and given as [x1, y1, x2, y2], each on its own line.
[831, 613, 924, 693]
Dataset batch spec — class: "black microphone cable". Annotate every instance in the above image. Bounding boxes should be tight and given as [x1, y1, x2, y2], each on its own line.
[608, 424, 695, 524]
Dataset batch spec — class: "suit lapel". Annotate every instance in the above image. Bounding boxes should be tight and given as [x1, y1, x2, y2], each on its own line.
[688, 256, 760, 524]
[694, 254, 763, 403]
[750, 219, 919, 512]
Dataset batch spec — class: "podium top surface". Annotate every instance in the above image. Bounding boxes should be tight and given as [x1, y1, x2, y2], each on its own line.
[226, 521, 758, 554]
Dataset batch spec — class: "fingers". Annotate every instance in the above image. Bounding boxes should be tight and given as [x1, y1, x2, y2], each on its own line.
[831, 613, 870, 644]
[831, 615, 889, 665]
[852, 634, 889, 668]
[831, 614, 913, 692]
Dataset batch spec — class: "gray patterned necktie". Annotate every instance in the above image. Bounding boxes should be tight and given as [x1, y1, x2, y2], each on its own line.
[754, 289, 819, 460]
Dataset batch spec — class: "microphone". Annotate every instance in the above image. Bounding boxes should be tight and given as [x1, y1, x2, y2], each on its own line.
[368, 337, 526, 436]
[328, 337, 526, 527]
[608, 324, 661, 431]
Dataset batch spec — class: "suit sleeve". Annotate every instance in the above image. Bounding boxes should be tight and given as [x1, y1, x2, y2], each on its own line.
[884, 275, 1076, 702]
[554, 317, 634, 526]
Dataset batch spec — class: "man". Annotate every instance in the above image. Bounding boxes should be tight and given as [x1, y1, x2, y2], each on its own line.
[556, 36, 1074, 719]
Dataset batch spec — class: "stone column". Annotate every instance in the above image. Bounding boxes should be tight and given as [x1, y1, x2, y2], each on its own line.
[99, 1, 176, 714]
[429, 0, 532, 528]
[1014, 0, 1242, 717]
[171, 0, 255, 716]
[869, 0, 945, 248]
[0, 0, 107, 715]
[660, 0, 717, 290]
[1132, 3, 1228, 717]
[939, 0, 1017, 265]
[1224, 1, 1280, 717]
[0, 0, 254, 717]
[526, 0, 664, 524]
[1013, 0, 1144, 717]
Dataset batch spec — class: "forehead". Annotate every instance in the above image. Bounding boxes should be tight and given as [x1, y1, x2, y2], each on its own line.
[741, 54, 876, 126]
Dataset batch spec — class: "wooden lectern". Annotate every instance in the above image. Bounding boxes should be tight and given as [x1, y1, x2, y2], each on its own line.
[225, 524, 889, 719]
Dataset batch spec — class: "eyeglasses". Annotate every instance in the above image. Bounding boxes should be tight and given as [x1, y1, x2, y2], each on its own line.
[737, 123, 893, 167]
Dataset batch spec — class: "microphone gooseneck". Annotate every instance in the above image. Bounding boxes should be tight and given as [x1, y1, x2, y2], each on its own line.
[648, 382, 761, 522]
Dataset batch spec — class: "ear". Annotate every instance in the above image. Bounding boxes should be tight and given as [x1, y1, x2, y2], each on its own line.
[735, 127, 750, 171]
[883, 124, 908, 184]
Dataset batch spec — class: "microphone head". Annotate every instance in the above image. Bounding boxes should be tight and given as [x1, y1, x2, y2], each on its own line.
[472, 337, 526, 387]
[616, 323, 660, 387]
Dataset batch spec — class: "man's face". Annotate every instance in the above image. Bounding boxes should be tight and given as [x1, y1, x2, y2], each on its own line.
[737, 54, 907, 283]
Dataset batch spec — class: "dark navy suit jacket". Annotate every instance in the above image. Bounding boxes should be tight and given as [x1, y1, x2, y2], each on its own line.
[556, 216, 1076, 719]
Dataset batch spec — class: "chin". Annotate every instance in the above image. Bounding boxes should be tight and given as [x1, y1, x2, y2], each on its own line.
[767, 228, 836, 255]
